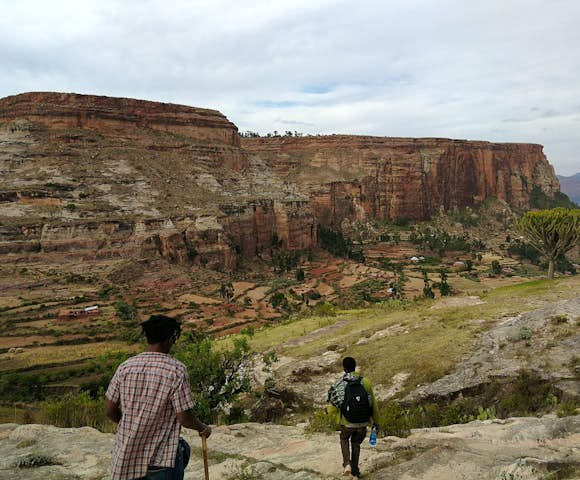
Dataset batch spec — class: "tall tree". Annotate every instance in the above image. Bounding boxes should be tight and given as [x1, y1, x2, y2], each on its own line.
[517, 208, 580, 279]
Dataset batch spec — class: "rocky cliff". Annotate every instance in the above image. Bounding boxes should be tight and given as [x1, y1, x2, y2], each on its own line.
[0, 93, 316, 268]
[0, 92, 561, 268]
[242, 136, 560, 225]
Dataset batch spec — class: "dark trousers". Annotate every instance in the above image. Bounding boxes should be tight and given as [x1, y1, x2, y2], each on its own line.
[340, 425, 367, 473]
[133, 438, 190, 480]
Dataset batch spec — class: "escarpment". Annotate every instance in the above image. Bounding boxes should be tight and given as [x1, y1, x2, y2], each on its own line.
[0, 92, 561, 269]
[241, 135, 560, 225]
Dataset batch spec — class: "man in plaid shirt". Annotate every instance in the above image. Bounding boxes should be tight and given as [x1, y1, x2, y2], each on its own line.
[105, 315, 211, 480]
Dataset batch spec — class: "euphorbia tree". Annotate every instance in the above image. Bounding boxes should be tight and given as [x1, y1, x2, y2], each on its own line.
[517, 208, 580, 279]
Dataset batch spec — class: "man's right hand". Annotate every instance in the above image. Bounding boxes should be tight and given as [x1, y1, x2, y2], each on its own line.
[199, 424, 212, 438]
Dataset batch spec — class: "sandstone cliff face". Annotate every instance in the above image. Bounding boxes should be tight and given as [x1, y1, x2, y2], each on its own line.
[0, 92, 561, 269]
[242, 136, 560, 224]
[0, 93, 316, 268]
[0, 92, 241, 148]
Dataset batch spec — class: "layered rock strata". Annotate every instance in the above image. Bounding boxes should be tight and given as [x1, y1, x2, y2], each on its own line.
[0, 93, 316, 268]
[0, 92, 561, 268]
[242, 136, 560, 224]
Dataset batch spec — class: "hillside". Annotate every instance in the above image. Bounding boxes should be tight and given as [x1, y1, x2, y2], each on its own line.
[1, 280, 579, 479]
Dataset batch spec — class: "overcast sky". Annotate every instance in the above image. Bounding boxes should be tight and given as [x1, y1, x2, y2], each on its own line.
[1, 0, 579, 174]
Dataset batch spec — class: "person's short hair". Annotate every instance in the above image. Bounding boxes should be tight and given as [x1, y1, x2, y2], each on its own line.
[343, 356, 356, 373]
[140, 315, 181, 344]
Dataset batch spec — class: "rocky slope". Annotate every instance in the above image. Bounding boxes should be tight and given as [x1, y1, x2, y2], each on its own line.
[0, 92, 561, 269]
[1, 417, 578, 480]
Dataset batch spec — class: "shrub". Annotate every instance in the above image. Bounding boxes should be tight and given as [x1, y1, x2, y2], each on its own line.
[376, 401, 409, 437]
[490, 260, 502, 276]
[305, 409, 339, 434]
[313, 302, 337, 317]
[517, 327, 533, 341]
[14, 453, 60, 468]
[507, 240, 542, 264]
[226, 463, 263, 480]
[438, 269, 451, 296]
[174, 335, 252, 423]
[40, 392, 115, 432]
[270, 292, 289, 310]
[115, 300, 137, 323]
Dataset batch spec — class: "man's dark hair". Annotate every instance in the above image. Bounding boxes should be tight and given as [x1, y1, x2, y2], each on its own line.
[140, 315, 181, 344]
[343, 356, 356, 373]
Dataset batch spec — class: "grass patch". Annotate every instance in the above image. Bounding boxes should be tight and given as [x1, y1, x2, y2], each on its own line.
[232, 276, 580, 394]
[0, 341, 138, 372]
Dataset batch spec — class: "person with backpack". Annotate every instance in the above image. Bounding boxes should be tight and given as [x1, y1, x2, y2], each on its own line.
[326, 357, 379, 477]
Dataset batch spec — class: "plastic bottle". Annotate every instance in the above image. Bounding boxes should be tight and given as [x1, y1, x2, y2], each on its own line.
[369, 425, 377, 446]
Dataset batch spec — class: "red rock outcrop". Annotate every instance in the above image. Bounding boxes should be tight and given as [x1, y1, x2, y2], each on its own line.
[0, 92, 562, 270]
[242, 136, 560, 224]
[0, 92, 240, 147]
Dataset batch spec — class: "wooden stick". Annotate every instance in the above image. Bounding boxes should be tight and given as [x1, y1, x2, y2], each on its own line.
[201, 434, 210, 480]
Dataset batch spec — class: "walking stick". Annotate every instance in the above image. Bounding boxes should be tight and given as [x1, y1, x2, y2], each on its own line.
[201, 434, 210, 480]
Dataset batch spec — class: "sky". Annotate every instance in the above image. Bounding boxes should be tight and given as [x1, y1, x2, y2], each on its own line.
[1, 0, 579, 175]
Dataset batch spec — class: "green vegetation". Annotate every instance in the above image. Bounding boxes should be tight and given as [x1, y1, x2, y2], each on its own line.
[409, 227, 484, 256]
[14, 453, 61, 468]
[517, 208, 580, 279]
[490, 260, 502, 276]
[41, 391, 115, 432]
[507, 239, 542, 264]
[317, 225, 364, 261]
[422, 270, 435, 299]
[114, 300, 137, 323]
[529, 186, 577, 209]
[174, 334, 252, 423]
[307, 371, 577, 437]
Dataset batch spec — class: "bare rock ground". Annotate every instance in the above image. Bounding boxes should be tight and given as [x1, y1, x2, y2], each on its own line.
[1, 415, 579, 480]
[407, 296, 580, 402]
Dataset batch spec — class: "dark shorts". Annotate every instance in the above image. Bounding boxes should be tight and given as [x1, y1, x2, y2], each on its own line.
[133, 438, 190, 480]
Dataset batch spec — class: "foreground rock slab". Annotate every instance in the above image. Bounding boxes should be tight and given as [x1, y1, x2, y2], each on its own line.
[1, 415, 579, 479]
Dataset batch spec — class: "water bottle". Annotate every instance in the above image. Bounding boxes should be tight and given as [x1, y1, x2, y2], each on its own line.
[369, 425, 377, 446]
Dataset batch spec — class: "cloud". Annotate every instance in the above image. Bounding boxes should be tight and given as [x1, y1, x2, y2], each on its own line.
[0, 0, 579, 174]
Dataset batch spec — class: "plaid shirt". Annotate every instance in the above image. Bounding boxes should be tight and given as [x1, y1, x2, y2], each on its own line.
[106, 352, 195, 480]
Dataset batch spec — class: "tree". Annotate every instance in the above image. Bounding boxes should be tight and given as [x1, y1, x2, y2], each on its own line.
[438, 268, 451, 296]
[174, 334, 252, 423]
[422, 270, 435, 299]
[517, 208, 580, 279]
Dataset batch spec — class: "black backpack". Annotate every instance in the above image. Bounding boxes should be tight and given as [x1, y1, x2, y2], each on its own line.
[341, 376, 372, 423]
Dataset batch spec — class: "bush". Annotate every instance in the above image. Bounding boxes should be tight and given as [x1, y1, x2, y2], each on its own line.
[507, 240, 542, 264]
[14, 453, 60, 468]
[174, 334, 252, 423]
[305, 409, 339, 434]
[270, 292, 289, 310]
[114, 300, 137, 323]
[376, 401, 409, 437]
[529, 186, 577, 209]
[313, 302, 337, 317]
[40, 392, 115, 432]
